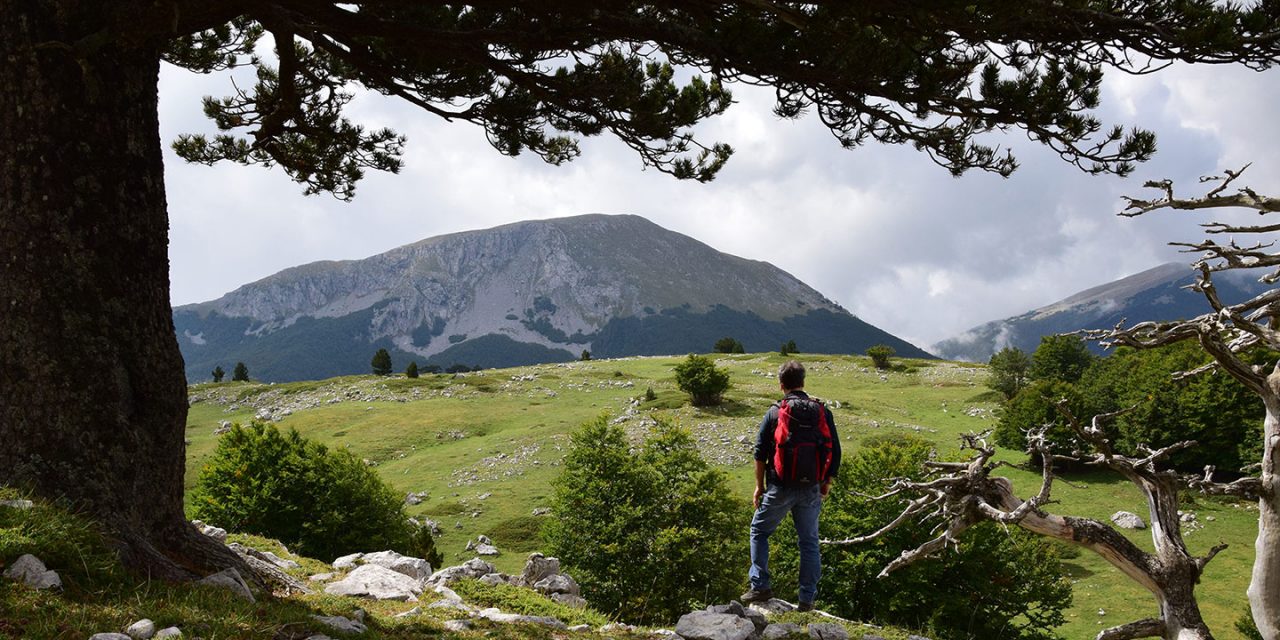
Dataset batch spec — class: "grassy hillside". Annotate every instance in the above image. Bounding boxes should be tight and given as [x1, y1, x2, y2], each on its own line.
[182, 353, 1260, 639]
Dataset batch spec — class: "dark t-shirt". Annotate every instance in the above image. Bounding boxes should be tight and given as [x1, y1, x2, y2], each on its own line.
[753, 390, 841, 484]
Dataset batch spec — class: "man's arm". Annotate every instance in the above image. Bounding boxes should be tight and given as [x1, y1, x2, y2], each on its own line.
[753, 406, 776, 509]
[822, 405, 840, 498]
[754, 460, 767, 509]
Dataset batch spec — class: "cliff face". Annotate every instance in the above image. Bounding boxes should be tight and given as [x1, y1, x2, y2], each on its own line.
[175, 214, 930, 381]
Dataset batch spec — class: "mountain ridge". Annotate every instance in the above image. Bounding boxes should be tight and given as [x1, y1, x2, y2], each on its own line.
[175, 214, 931, 381]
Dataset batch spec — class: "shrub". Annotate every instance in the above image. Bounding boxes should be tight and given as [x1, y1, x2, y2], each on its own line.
[1030, 335, 1094, 384]
[987, 347, 1032, 400]
[673, 353, 731, 406]
[644, 386, 657, 402]
[770, 434, 1072, 640]
[992, 379, 1085, 456]
[544, 417, 741, 625]
[191, 422, 434, 561]
[866, 344, 895, 370]
[371, 348, 393, 375]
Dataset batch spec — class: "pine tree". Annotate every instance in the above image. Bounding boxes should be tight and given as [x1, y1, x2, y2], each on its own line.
[371, 348, 393, 376]
[405, 361, 419, 378]
[211, 365, 225, 383]
[231, 362, 249, 382]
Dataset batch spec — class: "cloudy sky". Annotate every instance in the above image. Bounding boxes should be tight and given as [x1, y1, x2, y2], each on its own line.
[159, 57, 1280, 351]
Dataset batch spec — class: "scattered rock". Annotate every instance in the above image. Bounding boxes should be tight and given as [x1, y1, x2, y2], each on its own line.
[126, 619, 156, 639]
[675, 611, 757, 640]
[763, 623, 802, 639]
[531, 507, 551, 516]
[433, 584, 464, 602]
[0, 499, 34, 510]
[324, 564, 423, 601]
[260, 550, 300, 570]
[906, 635, 934, 640]
[477, 607, 567, 629]
[601, 623, 638, 633]
[652, 630, 683, 640]
[313, 615, 368, 635]
[1180, 512, 1197, 523]
[405, 491, 428, 505]
[479, 573, 511, 587]
[333, 553, 364, 569]
[808, 623, 848, 640]
[569, 625, 592, 633]
[519, 553, 560, 586]
[89, 635, 132, 640]
[2, 554, 62, 590]
[476, 543, 499, 555]
[443, 620, 473, 632]
[749, 599, 796, 615]
[1111, 511, 1147, 530]
[362, 550, 432, 581]
[154, 628, 182, 639]
[427, 558, 496, 585]
[309, 573, 336, 582]
[534, 573, 580, 596]
[196, 522, 228, 543]
[427, 599, 475, 613]
[197, 568, 255, 603]
[394, 607, 422, 619]
[551, 593, 588, 608]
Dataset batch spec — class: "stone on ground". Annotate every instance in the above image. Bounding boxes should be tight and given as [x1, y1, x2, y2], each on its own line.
[808, 622, 848, 640]
[763, 623, 802, 639]
[3, 554, 62, 590]
[313, 615, 368, 635]
[125, 619, 156, 639]
[197, 567, 255, 603]
[323, 564, 422, 601]
[675, 611, 757, 640]
[477, 607, 568, 629]
[1111, 511, 1146, 530]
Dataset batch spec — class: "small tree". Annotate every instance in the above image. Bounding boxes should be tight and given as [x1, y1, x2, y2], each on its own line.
[673, 354, 731, 406]
[371, 348, 393, 375]
[866, 344, 895, 370]
[211, 365, 225, 383]
[714, 337, 745, 354]
[987, 347, 1032, 400]
[405, 361, 419, 378]
[422, 364, 442, 374]
[231, 362, 249, 382]
[779, 342, 790, 356]
[1030, 334, 1094, 384]
[786, 339, 799, 354]
[544, 416, 741, 624]
[580, 349, 591, 361]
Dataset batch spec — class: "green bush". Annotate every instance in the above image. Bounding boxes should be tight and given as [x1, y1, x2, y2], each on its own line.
[1030, 335, 1094, 384]
[191, 422, 437, 561]
[993, 380, 1086, 456]
[544, 416, 742, 625]
[987, 347, 1031, 400]
[770, 434, 1072, 640]
[673, 353, 731, 406]
[866, 344, 895, 370]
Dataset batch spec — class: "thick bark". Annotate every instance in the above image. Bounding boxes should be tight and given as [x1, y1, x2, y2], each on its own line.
[0, 2, 243, 582]
[1251, 391, 1280, 640]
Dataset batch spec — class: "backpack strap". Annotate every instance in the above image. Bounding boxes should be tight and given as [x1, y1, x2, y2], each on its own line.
[772, 398, 792, 480]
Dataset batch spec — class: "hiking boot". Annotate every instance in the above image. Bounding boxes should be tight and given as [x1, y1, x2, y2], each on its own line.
[739, 588, 773, 603]
[797, 601, 815, 612]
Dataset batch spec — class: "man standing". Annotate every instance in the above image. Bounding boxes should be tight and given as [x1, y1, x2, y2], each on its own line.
[741, 360, 841, 611]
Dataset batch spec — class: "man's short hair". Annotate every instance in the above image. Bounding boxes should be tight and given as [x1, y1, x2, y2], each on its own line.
[778, 360, 805, 390]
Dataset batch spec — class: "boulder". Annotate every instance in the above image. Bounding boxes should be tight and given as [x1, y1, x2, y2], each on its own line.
[519, 553, 560, 586]
[1111, 511, 1147, 530]
[533, 573, 580, 596]
[126, 619, 156, 639]
[475, 543, 500, 556]
[312, 615, 368, 635]
[477, 607, 568, 629]
[362, 550, 432, 581]
[324, 564, 423, 602]
[154, 629, 182, 639]
[427, 558, 496, 585]
[763, 623, 802, 640]
[197, 568, 255, 603]
[807, 623, 848, 640]
[675, 611, 758, 640]
[707, 602, 747, 617]
[333, 553, 364, 569]
[3, 554, 62, 590]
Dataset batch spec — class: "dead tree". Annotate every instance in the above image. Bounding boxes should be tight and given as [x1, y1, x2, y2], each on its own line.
[825, 420, 1221, 640]
[1104, 165, 1280, 639]
[822, 166, 1280, 639]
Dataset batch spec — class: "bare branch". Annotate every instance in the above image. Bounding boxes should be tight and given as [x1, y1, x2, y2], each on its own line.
[1095, 618, 1166, 640]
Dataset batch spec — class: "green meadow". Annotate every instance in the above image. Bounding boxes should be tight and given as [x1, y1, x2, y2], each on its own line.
[184, 353, 1260, 639]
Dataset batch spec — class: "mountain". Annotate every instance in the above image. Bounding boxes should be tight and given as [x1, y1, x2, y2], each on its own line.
[174, 214, 932, 381]
[931, 262, 1267, 362]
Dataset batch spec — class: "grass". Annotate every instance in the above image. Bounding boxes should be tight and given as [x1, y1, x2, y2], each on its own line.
[177, 352, 1263, 639]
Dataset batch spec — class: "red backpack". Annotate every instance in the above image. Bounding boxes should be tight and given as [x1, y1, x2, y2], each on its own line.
[772, 397, 834, 486]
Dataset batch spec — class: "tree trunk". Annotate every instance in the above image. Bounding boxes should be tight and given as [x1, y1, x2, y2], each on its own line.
[0, 2, 242, 581]
[1252, 389, 1280, 640]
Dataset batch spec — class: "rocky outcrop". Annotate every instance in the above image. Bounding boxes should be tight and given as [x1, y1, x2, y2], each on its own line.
[324, 564, 424, 601]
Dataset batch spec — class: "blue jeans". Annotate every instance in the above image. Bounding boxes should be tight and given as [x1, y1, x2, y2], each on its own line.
[749, 482, 823, 603]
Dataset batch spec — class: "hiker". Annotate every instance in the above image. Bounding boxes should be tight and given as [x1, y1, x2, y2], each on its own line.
[741, 360, 841, 611]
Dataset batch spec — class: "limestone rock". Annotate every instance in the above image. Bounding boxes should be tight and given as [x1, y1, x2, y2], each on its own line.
[324, 564, 423, 601]
[443, 620, 474, 632]
[313, 615, 368, 635]
[193, 521, 228, 543]
[362, 550, 432, 581]
[126, 619, 156, 639]
[309, 572, 336, 582]
[154, 628, 183, 639]
[427, 599, 475, 613]
[477, 607, 567, 629]
[1111, 511, 1147, 530]
[568, 625, 592, 632]
[479, 573, 511, 586]
[0, 499, 34, 510]
[427, 558, 496, 585]
[394, 607, 422, 619]
[260, 550, 300, 570]
[651, 630, 682, 640]
[519, 553, 560, 586]
[749, 599, 796, 615]
[763, 623, 802, 640]
[550, 592, 588, 609]
[198, 568, 255, 603]
[89, 634, 132, 640]
[333, 553, 364, 569]
[808, 623, 848, 640]
[533, 573, 580, 596]
[3, 554, 62, 590]
[475, 543, 500, 556]
[905, 636, 933, 640]
[675, 611, 757, 640]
